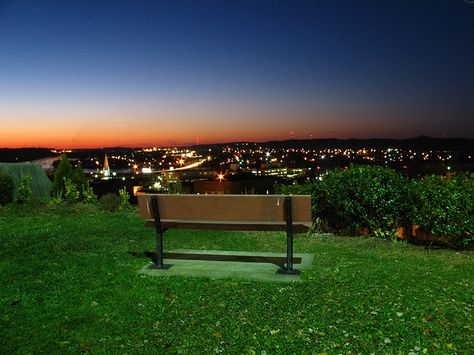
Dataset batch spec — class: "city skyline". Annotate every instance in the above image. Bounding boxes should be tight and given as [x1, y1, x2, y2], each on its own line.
[1, 1, 473, 148]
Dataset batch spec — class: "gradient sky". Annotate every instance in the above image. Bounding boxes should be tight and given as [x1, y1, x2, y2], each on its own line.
[1, 0, 473, 148]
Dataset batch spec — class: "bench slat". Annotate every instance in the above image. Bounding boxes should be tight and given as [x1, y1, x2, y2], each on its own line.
[138, 194, 312, 224]
[144, 220, 311, 232]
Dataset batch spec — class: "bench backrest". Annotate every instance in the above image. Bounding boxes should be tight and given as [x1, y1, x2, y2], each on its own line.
[137, 193, 312, 227]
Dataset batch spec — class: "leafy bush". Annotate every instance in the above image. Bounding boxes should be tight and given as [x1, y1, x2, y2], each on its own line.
[412, 173, 473, 246]
[52, 154, 74, 196]
[0, 173, 14, 205]
[16, 174, 33, 204]
[119, 187, 131, 209]
[99, 193, 121, 212]
[316, 166, 413, 237]
[168, 180, 183, 194]
[48, 191, 64, 206]
[81, 184, 97, 204]
[279, 166, 413, 236]
[275, 181, 317, 199]
[64, 177, 80, 203]
[72, 162, 88, 192]
[274, 180, 320, 221]
[52, 156, 98, 204]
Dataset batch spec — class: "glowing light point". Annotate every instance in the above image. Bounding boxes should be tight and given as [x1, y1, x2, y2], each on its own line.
[217, 172, 225, 182]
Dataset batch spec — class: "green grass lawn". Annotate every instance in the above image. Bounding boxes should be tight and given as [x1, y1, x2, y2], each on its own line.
[0, 204, 472, 354]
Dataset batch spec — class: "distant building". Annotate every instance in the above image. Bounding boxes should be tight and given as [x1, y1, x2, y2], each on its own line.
[262, 167, 305, 178]
[103, 154, 110, 179]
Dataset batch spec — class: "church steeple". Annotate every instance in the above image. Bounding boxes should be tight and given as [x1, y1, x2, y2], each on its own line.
[103, 154, 110, 178]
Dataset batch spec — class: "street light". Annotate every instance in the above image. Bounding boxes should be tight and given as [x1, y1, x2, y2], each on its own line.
[217, 172, 225, 182]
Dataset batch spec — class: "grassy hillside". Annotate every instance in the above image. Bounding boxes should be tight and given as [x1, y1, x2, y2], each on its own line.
[0, 162, 52, 200]
[0, 205, 472, 353]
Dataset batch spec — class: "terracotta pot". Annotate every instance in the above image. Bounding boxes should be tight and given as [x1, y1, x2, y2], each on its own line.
[397, 226, 411, 239]
[412, 225, 447, 242]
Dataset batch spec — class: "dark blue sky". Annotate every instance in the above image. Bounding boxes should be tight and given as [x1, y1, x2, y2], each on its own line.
[0, 0, 473, 147]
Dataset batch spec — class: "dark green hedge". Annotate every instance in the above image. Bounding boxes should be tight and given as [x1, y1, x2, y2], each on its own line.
[321, 166, 411, 237]
[412, 173, 473, 246]
[0, 173, 15, 205]
[277, 166, 473, 246]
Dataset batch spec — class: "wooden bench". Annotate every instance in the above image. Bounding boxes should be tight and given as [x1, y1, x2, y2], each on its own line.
[137, 193, 312, 274]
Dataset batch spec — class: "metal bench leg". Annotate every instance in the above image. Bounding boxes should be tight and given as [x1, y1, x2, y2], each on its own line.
[149, 196, 172, 270]
[277, 196, 302, 275]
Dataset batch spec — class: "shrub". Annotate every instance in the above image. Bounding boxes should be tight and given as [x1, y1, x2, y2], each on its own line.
[119, 187, 131, 209]
[52, 156, 98, 204]
[48, 191, 64, 206]
[16, 174, 33, 204]
[81, 184, 97, 204]
[314, 166, 412, 237]
[0, 173, 14, 205]
[168, 180, 183, 194]
[412, 173, 473, 246]
[52, 154, 74, 196]
[275, 180, 317, 196]
[275, 180, 319, 217]
[99, 193, 121, 212]
[64, 177, 80, 203]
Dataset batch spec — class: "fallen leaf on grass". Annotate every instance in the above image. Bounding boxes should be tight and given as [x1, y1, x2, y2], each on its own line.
[212, 332, 222, 338]
[270, 329, 280, 335]
[79, 345, 91, 353]
[10, 299, 21, 306]
[422, 328, 431, 336]
[165, 290, 176, 301]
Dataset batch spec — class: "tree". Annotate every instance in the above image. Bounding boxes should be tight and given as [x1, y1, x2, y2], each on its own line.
[72, 161, 88, 192]
[52, 154, 74, 196]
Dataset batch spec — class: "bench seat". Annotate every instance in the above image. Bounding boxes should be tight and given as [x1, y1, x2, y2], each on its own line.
[137, 193, 312, 274]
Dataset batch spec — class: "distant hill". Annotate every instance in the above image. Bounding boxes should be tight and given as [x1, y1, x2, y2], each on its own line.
[190, 136, 474, 152]
[0, 148, 57, 162]
[1, 137, 472, 160]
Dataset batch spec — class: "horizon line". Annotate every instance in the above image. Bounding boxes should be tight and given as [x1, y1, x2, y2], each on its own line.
[0, 135, 472, 150]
